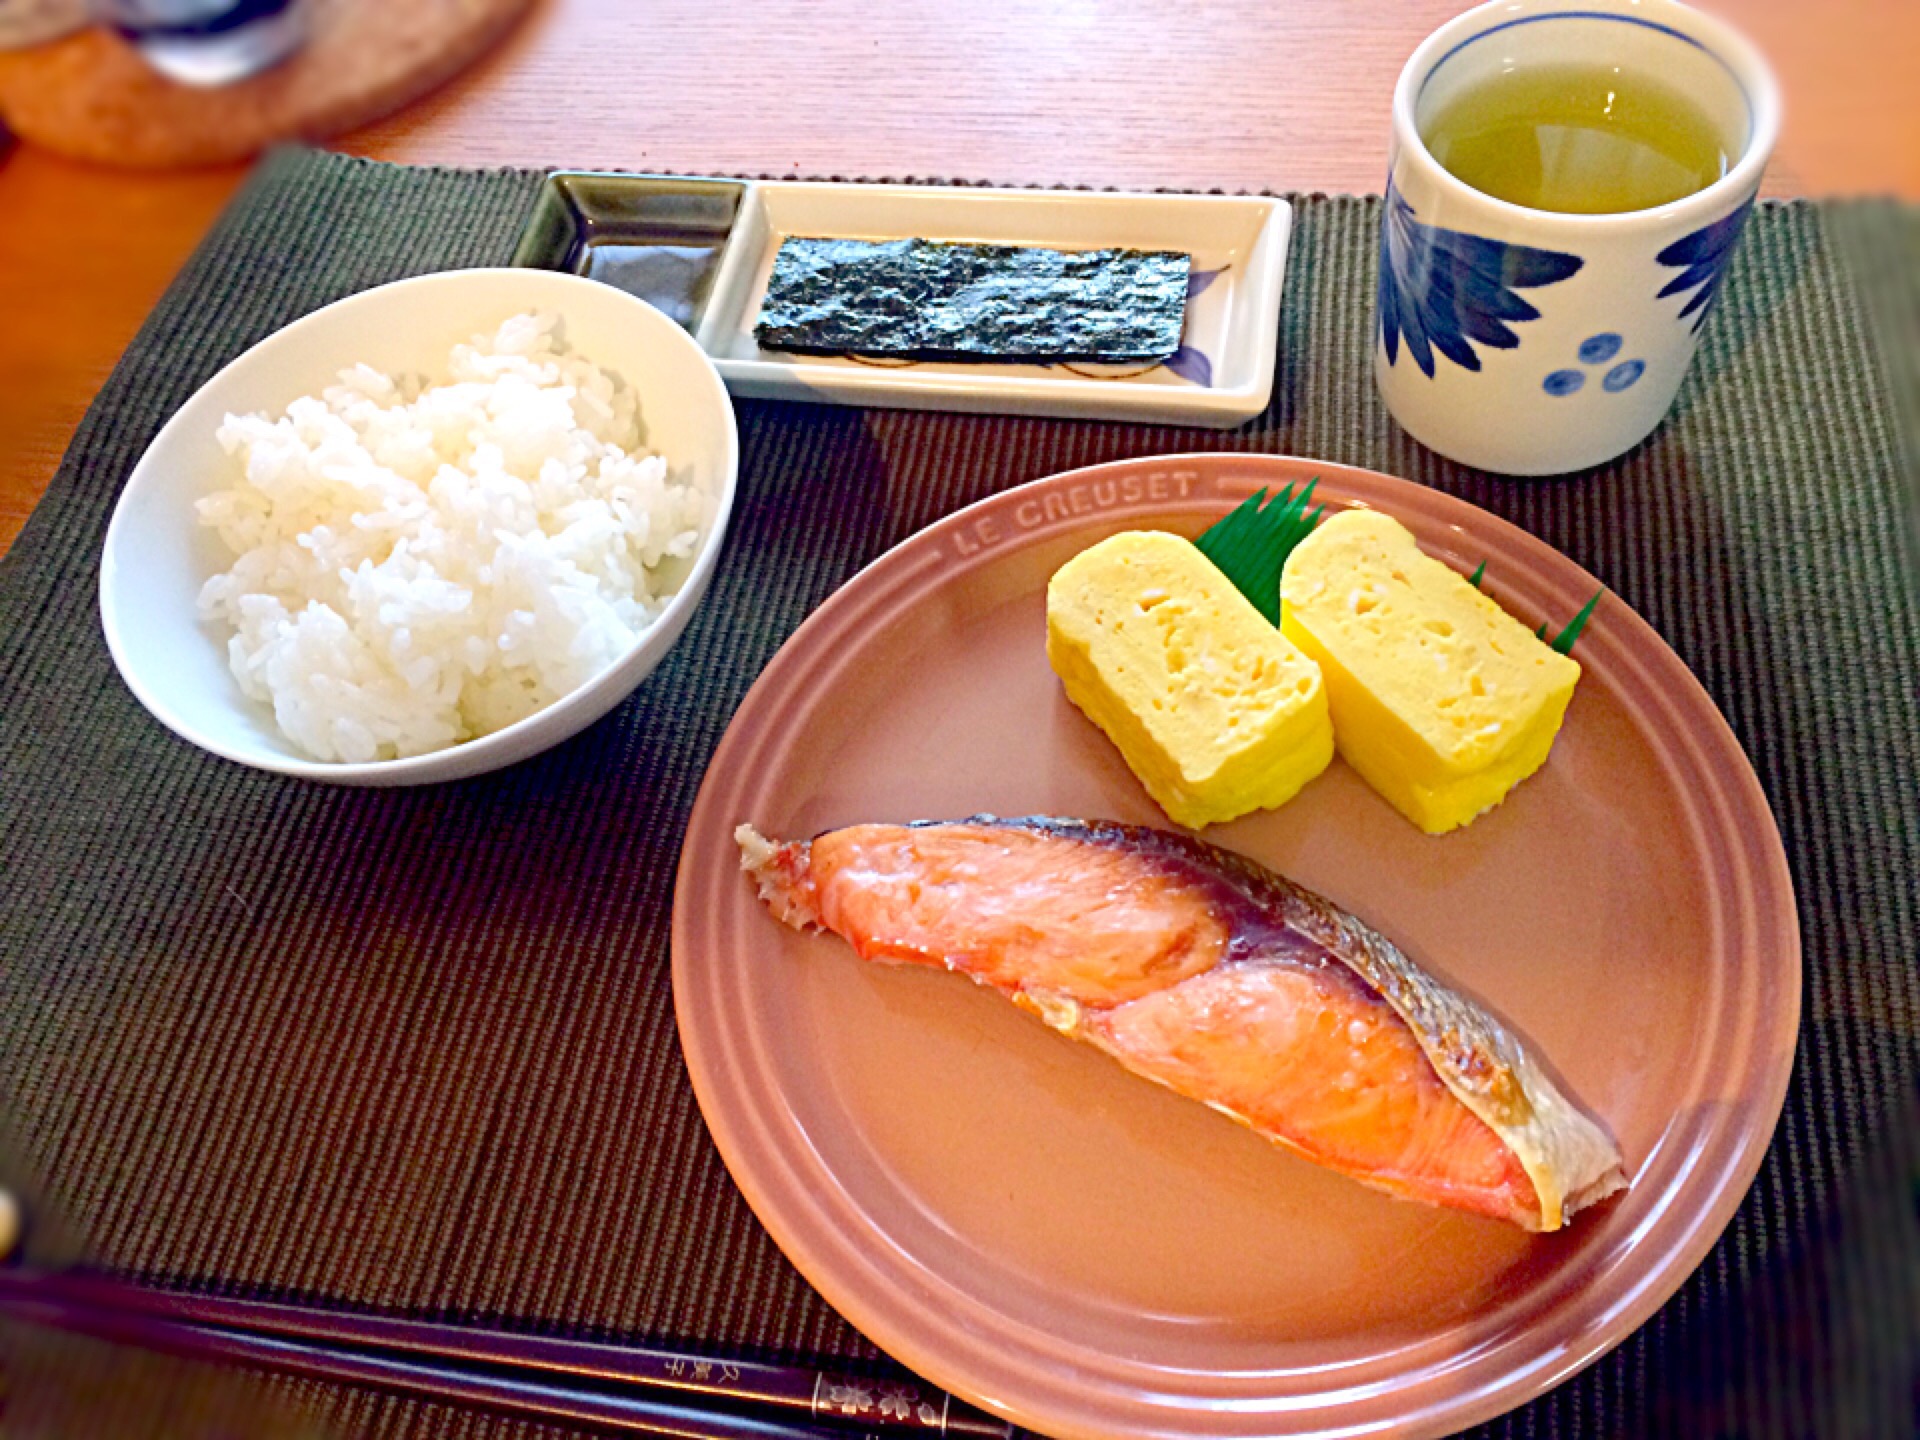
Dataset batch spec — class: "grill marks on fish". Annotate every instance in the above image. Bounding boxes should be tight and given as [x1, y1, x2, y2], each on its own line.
[737, 817, 1625, 1230]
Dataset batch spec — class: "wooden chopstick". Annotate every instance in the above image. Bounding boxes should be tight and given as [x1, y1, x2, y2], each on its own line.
[0, 1268, 1014, 1439]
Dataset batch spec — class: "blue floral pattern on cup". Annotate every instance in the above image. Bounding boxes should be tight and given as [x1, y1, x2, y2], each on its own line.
[1545, 337, 1649, 397]
[1377, 185, 1584, 378]
[1656, 196, 1754, 332]
[1578, 332, 1623, 364]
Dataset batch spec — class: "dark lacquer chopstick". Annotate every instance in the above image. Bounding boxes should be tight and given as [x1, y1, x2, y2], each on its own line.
[0, 1269, 1014, 1439]
[3, 1288, 841, 1440]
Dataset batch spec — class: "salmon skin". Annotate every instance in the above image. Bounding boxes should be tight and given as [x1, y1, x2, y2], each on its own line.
[738, 816, 1625, 1231]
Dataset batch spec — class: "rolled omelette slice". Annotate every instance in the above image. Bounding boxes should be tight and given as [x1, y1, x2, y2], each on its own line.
[739, 816, 1626, 1231]
[1047, 530, 1334, 829]
[1280, 509, 1581, 834]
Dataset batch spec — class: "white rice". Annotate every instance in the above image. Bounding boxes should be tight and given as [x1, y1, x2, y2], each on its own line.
[195, 311, 705, 763]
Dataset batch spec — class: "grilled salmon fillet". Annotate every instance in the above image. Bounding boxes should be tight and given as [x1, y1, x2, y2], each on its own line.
[738, 817, 1625, 1230]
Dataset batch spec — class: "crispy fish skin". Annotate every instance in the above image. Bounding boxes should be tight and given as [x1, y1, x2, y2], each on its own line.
[737, 817, 1626, 1231]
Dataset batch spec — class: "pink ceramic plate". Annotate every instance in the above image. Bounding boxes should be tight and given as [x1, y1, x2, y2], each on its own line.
[671, 455, 1799, 1440]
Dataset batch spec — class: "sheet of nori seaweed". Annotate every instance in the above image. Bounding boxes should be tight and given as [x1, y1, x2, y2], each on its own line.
[753, 238, 1191, 363]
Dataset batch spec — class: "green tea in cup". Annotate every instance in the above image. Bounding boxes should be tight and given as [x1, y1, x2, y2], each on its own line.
[1376, 0, 1779, 475]
[1421, 62, 1732, 214]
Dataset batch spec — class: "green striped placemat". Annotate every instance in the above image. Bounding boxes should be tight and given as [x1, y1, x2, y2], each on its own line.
[1, 148, 1914, 1439]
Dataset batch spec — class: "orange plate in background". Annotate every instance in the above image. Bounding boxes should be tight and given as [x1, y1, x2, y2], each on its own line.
[670, 454, 1799, 1440]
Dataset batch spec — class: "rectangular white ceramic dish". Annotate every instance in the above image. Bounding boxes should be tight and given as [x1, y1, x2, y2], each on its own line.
[515, 174, 1290, 429]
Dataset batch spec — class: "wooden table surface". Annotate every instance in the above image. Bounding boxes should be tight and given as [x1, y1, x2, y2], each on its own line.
[2, 0, 1915, 560]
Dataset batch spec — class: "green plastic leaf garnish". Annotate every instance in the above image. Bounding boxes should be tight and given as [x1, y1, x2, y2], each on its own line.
[1473, 559, 1601, 655]
[1548, 588, 1603, 655]
[1194, 479, 1323, 624]
[1199, 513, 1602, 652]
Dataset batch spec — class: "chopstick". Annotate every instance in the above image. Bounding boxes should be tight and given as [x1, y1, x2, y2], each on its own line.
[3, 1288, 823, 1439]
[0, 1268, 1015, 1439]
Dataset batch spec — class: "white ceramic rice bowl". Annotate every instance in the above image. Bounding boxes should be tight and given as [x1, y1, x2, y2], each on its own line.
[99, 268, 740, 786]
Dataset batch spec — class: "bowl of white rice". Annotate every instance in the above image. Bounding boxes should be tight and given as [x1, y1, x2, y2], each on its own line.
[99, 268, 739, 785]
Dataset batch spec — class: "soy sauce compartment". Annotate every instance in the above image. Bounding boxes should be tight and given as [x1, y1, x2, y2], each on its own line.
[512, 173, 747, 333]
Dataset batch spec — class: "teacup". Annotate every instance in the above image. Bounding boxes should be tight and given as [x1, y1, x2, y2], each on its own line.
[1375, 0, 1780, 476]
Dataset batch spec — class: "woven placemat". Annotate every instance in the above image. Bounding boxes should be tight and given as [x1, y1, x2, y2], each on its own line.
[1, 149, 1915, 1440]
